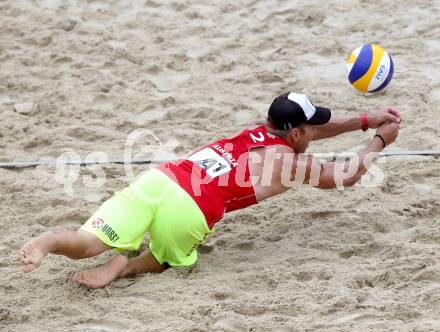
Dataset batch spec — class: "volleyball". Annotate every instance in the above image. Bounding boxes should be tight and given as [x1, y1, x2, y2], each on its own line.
[346, 44, 394, 93]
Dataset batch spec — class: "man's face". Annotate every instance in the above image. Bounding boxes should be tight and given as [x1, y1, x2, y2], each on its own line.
[292, 124, 316, 153]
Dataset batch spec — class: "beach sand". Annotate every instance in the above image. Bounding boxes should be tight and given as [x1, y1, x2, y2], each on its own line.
[1, 0, 440, 331]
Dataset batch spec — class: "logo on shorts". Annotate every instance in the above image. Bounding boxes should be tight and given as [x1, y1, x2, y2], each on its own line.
[91, 218, 119, 242]
[101, 224, 120, 242]
[92, 218, 104, 229]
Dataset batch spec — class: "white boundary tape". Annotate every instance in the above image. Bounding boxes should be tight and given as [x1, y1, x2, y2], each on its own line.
[0, 150, 439, 169]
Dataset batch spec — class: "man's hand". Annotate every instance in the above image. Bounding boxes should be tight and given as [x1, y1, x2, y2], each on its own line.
[376, 121, 400, 146]
[313, 120, 400, 190]
[368, 107, 401, 129]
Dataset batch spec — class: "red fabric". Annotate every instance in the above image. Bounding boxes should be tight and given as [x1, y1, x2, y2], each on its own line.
[361, 112, 369, 131]
[157, 125, 291, 228]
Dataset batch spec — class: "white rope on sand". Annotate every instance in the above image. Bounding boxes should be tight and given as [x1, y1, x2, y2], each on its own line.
[314, 150, 440, 162]
[0, 159, 173, 169]
[0, 150, 439, 169]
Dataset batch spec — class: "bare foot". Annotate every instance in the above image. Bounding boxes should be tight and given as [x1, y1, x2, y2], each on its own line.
[72, 255, 128, 288]
[20, 232, 57, 272]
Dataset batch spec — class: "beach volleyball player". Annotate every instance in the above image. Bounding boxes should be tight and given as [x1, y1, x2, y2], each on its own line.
[20, 92, 401, 288]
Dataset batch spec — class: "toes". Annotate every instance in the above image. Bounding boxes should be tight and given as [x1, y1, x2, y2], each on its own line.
[22, 266, 32, 273]
[21, 256, 37, 266]
[21, 256, 30, 264]
[19, 251, 27, 262]
[71, 270, 104, 289]
[22, 264, 36, 273]
[72, 272, 80, 282]
[72, 273, 95, 288]
[72, 272, 84, 284]
[21, 256, 40, 272]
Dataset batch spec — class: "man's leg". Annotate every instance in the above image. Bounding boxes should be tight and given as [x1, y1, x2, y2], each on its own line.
[20, 229, 110, 272]
[119, 250, 169, 277]
[71, 255, 129, 288]
[71, 250, 167, 289]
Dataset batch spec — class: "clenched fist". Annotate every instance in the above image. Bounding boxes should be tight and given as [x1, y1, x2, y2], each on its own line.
[376, 121, 400, 146]
[368, 107, 401, 129]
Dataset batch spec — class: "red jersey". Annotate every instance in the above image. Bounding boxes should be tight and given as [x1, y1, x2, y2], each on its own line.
[158, 125, 291, 228]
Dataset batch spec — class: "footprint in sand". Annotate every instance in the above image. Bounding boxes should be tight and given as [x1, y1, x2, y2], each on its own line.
[118, 295, 158, 306]
[338, 243, 384, 259]
[332, 311, 384, 324]
[54, 56, 73, 64]
[0, 92, 12, 104]
[92, 95, 116, 111]
[210, 291, 230, 301]
[263, 234, 282, 242]
[198, 244, 214, 254]
[75, 320, 127, 332]
[212, 318, 246, 332]
[292, 271, 314, 282]
[234, 241, 254, 251]
[0, 308, 9, 321]
[412, 269, 440, 283]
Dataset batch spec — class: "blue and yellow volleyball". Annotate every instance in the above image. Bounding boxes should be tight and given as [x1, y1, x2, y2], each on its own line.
[346, 44, 394, 93]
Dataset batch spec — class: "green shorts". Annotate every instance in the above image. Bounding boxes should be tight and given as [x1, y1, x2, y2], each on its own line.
[80, 168, 212, 267]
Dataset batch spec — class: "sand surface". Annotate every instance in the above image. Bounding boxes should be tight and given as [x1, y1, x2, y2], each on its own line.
[1, 0, 440, 331]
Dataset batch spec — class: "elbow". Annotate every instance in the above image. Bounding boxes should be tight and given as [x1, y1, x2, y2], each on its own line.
[343, 174, 362, 187]
[344, 179, 356, 188]
[318, 177, 357, 189]
[318, 182, 336, 189]
[317, 171, 362, 190]
[316, 178, 337, 189]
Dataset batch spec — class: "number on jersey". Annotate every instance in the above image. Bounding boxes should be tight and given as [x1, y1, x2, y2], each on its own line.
[188, 148, 231, 178]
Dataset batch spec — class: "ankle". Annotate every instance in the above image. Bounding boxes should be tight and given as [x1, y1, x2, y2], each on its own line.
[42, 231, 58, 253]
[119, 261, 135, 278]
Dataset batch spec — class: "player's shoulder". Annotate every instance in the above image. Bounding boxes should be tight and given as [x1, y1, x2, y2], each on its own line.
[264, 145, 316, 165]
[273, 144, 294, 153]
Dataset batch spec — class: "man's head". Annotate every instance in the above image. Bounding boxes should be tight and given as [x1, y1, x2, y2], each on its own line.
[267, 92, 331, 153]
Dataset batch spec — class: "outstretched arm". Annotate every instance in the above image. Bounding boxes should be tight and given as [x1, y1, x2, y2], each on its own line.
[313, 107, 401, 140]
[299, 121, 400, 189]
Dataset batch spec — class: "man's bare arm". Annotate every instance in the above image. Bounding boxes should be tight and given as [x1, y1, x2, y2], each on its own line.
[313, 115, 363, 140]
[299, 121, 400, 189]
[313, 107, 401, 141]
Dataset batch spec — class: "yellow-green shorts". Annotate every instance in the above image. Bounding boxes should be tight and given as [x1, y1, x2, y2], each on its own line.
[80, 168, 212, 267]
